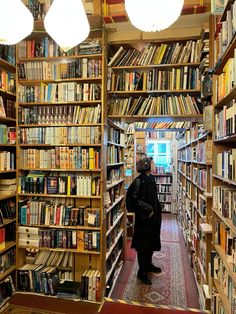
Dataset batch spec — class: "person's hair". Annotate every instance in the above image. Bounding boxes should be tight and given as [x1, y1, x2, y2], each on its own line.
[136, 156, 153, 173]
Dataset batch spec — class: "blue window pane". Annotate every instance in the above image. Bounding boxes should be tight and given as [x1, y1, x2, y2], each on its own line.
[158, 143, 166, 153]
[147, 143, 154, 154]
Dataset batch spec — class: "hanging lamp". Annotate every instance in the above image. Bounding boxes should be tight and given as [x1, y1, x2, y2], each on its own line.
[44, 0, 90, 52]
[125, 0, 184, 32]
[0, 0, 34, 45]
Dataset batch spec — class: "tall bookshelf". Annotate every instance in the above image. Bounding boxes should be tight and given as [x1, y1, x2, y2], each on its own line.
[16, 24, 110, 300]
[176, 123, 213, 310]
[210, 2, 236, 312]
[105, 118, 126, 296]
[107, 40, 203, 124]
[153, 173, 173, 213]
[0, 47, 17, 306]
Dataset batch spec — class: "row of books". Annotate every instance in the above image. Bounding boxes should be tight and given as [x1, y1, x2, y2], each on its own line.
[214, 101, 236, 139]
[192, 168, 207, 191]
[154, 176, 172, 184]
[34, 250, 73, 269]
[0, 70, 15, 95]
[108, 127, 123, 144]
[18, 59, 102, 81]
[214, 2, 236, 66]
[192, 140, 212, 164]
[18, 83, 101, 103]
[215, 149, 236, 181]
[156, 185, 172, 193]
[0, 45, 15, 66]
[107, 146, 123, 164]
[213, 185, 236, 223]
[108, 40, 201, 67]
[0, 247, 15, 276]
[178, 123, 205, 147]
[216, 50, 236, 101]
[18, 38, 102, 59]
[0, 199, 16, 221]
[0, 97, 15, 119]
[211, 248, 236, 307]
[108, 95, 202, 116]
[157, 194, 172, 202]
[18, 200, 100, 227]
[109, 67, 200, 92]
[0, 275, 15, 303]
[125, 134, 134, 145]
[0, 178, 16, 196]
[106, 204, 122, 231]
[106, 224, 122, 252]
[19, 126, 101, 145]
[18, 227, 100, 251]
[18, 264, 59, 295]
[0, 151, 15, 171]
[19, 104, 101, 126]
[81, 269, 100, 301]
[19, 174, 101, 196]
[19, 147, 101, 170]
[107, 168, 122, 185]
[26, 0, 51, 21]
[0, 126, 15, 145]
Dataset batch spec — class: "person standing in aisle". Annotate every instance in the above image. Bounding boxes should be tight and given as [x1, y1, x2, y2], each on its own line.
[127, 156, 162, 285]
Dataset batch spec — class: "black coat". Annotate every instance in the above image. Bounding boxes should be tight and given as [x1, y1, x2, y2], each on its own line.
[131, 173, 162, 251]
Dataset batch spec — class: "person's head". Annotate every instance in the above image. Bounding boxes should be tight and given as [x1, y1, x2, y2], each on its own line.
[137, 156, 155, 174]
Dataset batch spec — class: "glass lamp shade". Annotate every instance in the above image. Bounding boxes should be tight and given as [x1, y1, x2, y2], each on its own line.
[0, 0, 34, 45]
[44, 0, 90, 52]
[125, 0, 184, 32]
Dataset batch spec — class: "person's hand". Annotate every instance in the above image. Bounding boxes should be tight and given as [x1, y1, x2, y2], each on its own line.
[148, 210, 154, 218]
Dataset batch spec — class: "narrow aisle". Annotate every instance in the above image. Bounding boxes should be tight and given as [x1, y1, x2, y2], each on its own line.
[111, 213, 200, 309]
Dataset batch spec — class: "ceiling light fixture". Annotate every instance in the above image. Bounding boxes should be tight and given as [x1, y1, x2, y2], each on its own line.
[125, 0, 184, 32]
[0, 0, 34, 45]
[44, 0, 90, 52]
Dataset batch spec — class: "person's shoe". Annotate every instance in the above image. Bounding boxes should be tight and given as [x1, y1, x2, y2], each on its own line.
[137, 271, 152, 285]
[147, 264, 162, 273]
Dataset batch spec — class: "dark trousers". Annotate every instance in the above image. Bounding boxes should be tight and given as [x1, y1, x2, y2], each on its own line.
[137, 248, 153, 273]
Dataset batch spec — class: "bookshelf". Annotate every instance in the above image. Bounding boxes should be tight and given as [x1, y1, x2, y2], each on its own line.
[105, 119, 125, 297]
[210, 2, 236, 313]
[153, 173, 173, 213]
[16, 26, 109, 300]
[0, 47, 17, 305]
[176, 123, 213, 311]
[107, 40, 203, 124]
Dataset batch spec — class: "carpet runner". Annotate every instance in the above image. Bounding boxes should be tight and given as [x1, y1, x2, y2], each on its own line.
[121, 214, 199, 309]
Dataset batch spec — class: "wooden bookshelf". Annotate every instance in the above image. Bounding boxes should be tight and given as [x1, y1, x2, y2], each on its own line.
[105, 119, 126, 296]
[16, 32, 109, 301]
[176, 123, 213, 311]
[211, 4, 236, 312]
[0, 53, 17, 302]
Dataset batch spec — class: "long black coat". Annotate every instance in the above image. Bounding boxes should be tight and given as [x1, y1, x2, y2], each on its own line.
[131, 173, 162, 251]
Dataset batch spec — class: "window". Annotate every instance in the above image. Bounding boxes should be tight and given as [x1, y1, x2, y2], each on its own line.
[147, 140, 171, 172]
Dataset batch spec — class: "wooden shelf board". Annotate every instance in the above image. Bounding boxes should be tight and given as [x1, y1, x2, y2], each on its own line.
[106, 212, 124, 237]
[0, 58, 16, 72]
[107, 179, 124, 190]
[0, 170, 16, 173]
[213, 279, 231, 314]
[18, 77, 102, 85]
[111, 62, 200, 70]
[214, 134, 236, 143]
[0, 89, 16, 98]
[107, 162, 124, 167]
[0, 218, 16, 228]
[108, 115, 203, 123]
[19, 168, 101, 172]
[108, 89, 201, 95]
[199, 223, 212, 234]
[18, 53, 102, 62]
[18, 246, 100, 254]
[0, 193, 16, 201]
[107, 141, 125, 148]
[19, 144, 101, 147]
[0, 242, 16, 255]
[213, 208, 236, 235]
[0, 265, 16, 282]
[18, 100, 101, 107]
[106, 229, 124, 260]
[18, 193, 101, 199]
[106, 195, 124, 214]
[214, 84, 236, 108]
[106, 249, 123, 283]
[19, 123, 102, 127]
[18, 224, 100, 231]
[0, 117, 16, 123]
[214, 244, 236, 285]
[213, 174, 236, 187]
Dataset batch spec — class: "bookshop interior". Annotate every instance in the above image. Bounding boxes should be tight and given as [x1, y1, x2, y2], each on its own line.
[0, 0, 235, 313]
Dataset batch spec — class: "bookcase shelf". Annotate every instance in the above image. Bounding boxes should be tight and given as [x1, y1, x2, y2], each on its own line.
[16, 33, 110, 301]
[18, 193, 101, 199]
[106, 229, 124, 260]
[0, 117, 16, 123]
[214, 84, 236, 109]
[0, 218, 16, 228]
[0, 242, 16, 255]
[18, 53, 103, 62]
[0, 89, 16, 98]
[0, 58, 16, 73]
[106, 195, 124, 214]
[18, 100, 102, 107]
[110, 62, 201, 70]
[0, 194, 16, 201]
[213, 279, 231, 314]
[213, 174, 236, 186]
[108, 115, 203, 123]
[108, 89, 201, 95]
[106, 212, 124, 237]
[0, 265, 16, 283]
[19, 168, 101, 172]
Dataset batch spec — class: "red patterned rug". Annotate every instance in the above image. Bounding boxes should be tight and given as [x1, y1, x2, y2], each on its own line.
[122, 214, 198, 308]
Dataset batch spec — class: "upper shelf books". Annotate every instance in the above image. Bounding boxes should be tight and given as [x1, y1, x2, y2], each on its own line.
[108, 40, 201, 67]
